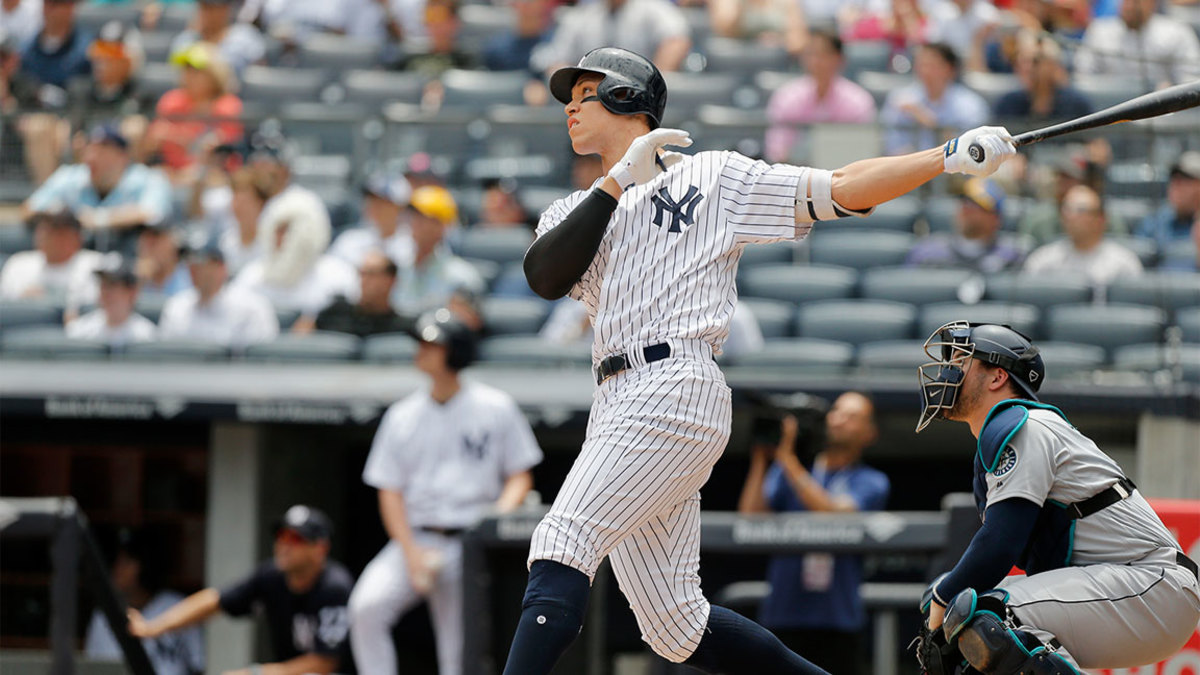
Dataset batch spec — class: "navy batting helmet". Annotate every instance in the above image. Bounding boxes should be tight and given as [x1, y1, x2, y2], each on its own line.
[549, 48, 668, 129]
[916, 321, 1044, 432]
[412, 308, 477, 371]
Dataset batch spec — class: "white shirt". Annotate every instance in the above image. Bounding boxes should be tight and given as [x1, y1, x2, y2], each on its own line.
[363, 382, 544, 529]
[329, 224, 414, 268]
[1023, 239, 1144, 288]
[0, 248, 101, 308]
[530, 0, 690, 74]
[392, 247, 484, 316]
[1074, 14, 1200, 85]
[232, 255, 358, 317]
[66, 310, 157, 347]
[218, 228, 264, 276]
[925, 0, 999, 61]
[84, 590, 205, 675]
[0, 0, 43, 48]
[158, 285, 280, 348]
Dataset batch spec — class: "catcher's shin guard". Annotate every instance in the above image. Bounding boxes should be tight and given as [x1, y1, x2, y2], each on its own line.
[944, 589, 1079, 675]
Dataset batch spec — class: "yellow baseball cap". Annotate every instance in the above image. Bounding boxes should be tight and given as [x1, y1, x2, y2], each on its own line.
[409, 186, 459, 226]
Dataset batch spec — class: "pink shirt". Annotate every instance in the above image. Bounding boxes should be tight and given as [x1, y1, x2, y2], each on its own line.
[765, 76, 876, 162]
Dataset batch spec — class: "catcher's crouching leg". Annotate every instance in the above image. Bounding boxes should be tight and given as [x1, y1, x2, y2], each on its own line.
[944, 589, 1079, 675]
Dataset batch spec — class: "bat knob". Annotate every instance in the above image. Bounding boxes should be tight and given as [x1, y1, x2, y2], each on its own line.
[968, 142, 985, 163]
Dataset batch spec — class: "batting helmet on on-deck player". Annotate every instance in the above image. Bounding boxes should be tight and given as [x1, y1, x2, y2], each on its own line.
[549, 47, 669, 129]
[412, 308, 478, 371]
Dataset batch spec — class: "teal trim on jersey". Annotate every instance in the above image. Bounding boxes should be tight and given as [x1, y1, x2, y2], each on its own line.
[977, 399, 1070, 472]
[1064, 521, 1077, 565]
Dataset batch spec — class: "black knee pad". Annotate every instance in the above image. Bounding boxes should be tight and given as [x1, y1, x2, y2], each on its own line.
[943, 589, 1079, 675]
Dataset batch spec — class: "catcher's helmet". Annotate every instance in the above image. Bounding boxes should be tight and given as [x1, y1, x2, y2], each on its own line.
[549, 47, 668, 129]
[412, 308, 477, 371]
[916, 321, 1045, 432]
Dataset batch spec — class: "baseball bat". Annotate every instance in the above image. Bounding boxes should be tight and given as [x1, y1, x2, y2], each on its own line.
[967, 79, 1200, 163]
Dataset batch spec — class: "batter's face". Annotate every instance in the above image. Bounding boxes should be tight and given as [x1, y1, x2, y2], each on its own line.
[563, 74, 649, 157]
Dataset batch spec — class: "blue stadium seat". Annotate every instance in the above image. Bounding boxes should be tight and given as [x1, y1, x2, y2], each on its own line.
[1105, 161, 1168, 200]
[141, 31, 177, 63]
[741, 298, 795, 339]
[0, 224, 28, 254]
[856, 339, 929, 375]
[440, 69, 529, 108]
[298, 34, 381, 70]
[342, 70, 429, 106]
[693, 105, 769, 154]
[157, 4, 195, 33]
[464, 156, 557, 187]
[243, 331, 362, 362]
[795, 299, 917, 344]
[739, 241, 796, 266]
[0, 298, 63, 331]
[860, 267, 981, 305]
[730, 337, 854, 373]
[702, 37, 791, 75]
[1107, 272, 1200, 315]
[477, 335, 592, 367]
[383, 104, 480, 161]
[839, 196, 922, 232]
[1179, 306, 1200, 343]
[121, 340, 230, 362]
[808, 230, 914, 268]
[1047, 303, 1166, 357]
[362, 332, 420, 364]
[459, 4, 516, 49]
[0, 326, 107, 359]
[279, 102, 373, 156]
[240, 66, 330, 103]
[480, 297, 551, 335]
[917, 302, 1040, 340]
[484, 105, 573, 159]
[739, 264, 857, 303]
[662, 72, 742, 113]
[842, 42, 892, 79]
[1113, 343, 1200, 382]
[984, 272, 1092, 309]
[1109, 237, 1159, 269]
[462, 258, 502, 290]
[456, 228, 533, 265]
[490, 262, 535, 298]
[135, 295, 167, 325]
[1035, 341, 1108, 377]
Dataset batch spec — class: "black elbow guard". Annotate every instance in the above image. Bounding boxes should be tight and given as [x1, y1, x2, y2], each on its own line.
[524, 188, 618, 299]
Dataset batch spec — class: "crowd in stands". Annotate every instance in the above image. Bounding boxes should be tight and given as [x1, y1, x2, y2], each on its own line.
[0, 0, 1198, 377]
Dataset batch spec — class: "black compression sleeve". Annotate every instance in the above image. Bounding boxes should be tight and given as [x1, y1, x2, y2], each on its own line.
[932, 498, 1041, 605]
[524, 188, 618, 300]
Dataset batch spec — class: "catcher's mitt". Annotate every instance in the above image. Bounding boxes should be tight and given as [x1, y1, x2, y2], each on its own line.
[911, 621, 963, 675]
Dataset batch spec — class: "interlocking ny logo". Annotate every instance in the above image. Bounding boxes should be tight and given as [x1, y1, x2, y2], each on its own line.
[650, 185, 703, 233]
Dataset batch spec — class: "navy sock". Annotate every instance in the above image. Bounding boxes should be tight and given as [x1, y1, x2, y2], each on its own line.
[684, 606, 830, 675]
[501, 560, 592, 675]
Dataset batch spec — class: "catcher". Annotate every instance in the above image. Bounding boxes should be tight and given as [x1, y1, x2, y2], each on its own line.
[912, 321, 1200, 674]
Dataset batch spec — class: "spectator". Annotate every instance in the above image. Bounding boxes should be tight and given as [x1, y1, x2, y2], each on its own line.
[842, 0, 928, 55]
[392, 185, 484, 315]
[1160, 214, 1199, 272]
[348, 310, 542, 675]
[18, 0, 90, 100]
[925, 0, 1000, 72]
[219, 164, 267, 274]
[238, 0, 352, 47]
[529, 0, 692, 76]
[158, 235, 278, 348]
[478, 179, 532, 229]
[292, 250, 411, 337]
[1018, 148, 1125, 245]
[400, 0, 476, 78]
[993, 32, 1092, 121]
[709, 0, 808, 56]
[1137, 151, 1200, 251]
[170, 0, 265, 76]
[907, 177, 1025, 272]
[764, 29, 876, 163]
[84, 529, 205, 675]
[127, 505, 353, 675]
[65, 255, 157, 346]
[0, 208, 100, 307]
[879, 42, 988, 156]
[1024, 184, 1143, 288]
[77, 19, 143, 118]
[134, 223, 191, 297]
[22, 123, 173, 253]
[737, 392, 890, 675]
[1, 26, 34, 112]
[329, 172, 414, 268]
[482, 0, 553, 73]
[1074, 0, 1200, 86]
[1, 0, 43, 49]
[144, 42, 243, 181]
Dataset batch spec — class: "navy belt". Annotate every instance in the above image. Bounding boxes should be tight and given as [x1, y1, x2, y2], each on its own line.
[1179, 551, 1199, 581]
[596, 342, 671, 385]
[1067, 477, 1136, 520]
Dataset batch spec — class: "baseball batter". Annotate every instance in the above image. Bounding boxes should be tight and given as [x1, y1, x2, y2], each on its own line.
[912, 322, 1200, 674]
[348, 309, 543, 675]
[504, 47, 1019, 674]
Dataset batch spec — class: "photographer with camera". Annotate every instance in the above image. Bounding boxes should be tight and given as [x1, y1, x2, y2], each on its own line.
[738, 391, 891, 675]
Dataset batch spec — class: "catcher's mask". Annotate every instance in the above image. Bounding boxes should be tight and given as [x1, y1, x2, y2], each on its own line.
[915, 321, 1044, 433]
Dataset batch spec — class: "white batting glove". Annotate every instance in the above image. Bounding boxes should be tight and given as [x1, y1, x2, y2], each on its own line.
[608, 128, 692, 190]
[943, 126, 1016, 176]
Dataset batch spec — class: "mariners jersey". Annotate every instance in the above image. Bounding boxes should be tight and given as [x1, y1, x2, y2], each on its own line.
[984, 408, 1180, 567]
[536, 151, 861, 361]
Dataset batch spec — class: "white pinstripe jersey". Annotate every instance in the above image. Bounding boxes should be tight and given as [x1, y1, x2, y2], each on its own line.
[535, 150, 855, 361]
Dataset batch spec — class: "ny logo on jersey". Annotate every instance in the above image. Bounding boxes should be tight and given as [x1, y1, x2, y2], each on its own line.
[462, 432, 490, 461]
[650, 185, 703, 233]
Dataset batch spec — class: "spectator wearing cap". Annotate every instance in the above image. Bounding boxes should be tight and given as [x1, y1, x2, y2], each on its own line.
[158, 235, 278, 348]
[18, 0, 90, 100]
[77, 19, 143, 117]
[1137, 152, 1200, 252]
[906, 177, 1025, 273]
[1074, 0, 1200, 87]
[84, 528, 205, 675]
[994, 32, 1091, 122]
[880, 42, 989, 156]
[169, 0, 265, 76]
[1024, 184, 1142, 289]
[127, 505, 354, 675]
[296, 249, 413, 337]
[1, 0, 43, 49]
[0, 208, 101, 307]
[764, 30, 877, 164]
[143, 42, 243, 181]
[23, 123, 173, 251]
[65, 255, 157, 346]
[329, 173, 415, 268]
[530, 0, 692, 77]
[134, 223, 192, 297]
[393, 185, 484, 316]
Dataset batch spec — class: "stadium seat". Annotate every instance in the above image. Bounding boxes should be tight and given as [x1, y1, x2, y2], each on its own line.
[754, 70, 797, 96]
[121, 340, 230, 362]
[477, 335, 592, 368]
[157, 4, 195, 33]
[279, 102, 374, 156]
[984, 272, 1092, 309]
[917, 302, 1040, 339]
[1113, 343, 1200, 382]
[839, 196, 922, 232]
[681, 6, 713, 42]
[1106, 198, 1153, 227]
[275, 309, 302, 331]
[693, 105, 769, 154]
[480, 297, 551, 335]
[383, 104, 481, 161]
[842, 41, 892, 79]
[484, 105, 573, 159]
[860, 267, 981, 305]
[138, 62, 180, 102]
[521, 187, 571, 216]
[0, 298, 63, 331]
[464, 155, 557, 186]
[456, 228, 533, 265]
[298, 34, 382, 70]
[963, 72, 1021, 109]
[1035, 341, 1108, 377]
[1074, 75, 1151, 112]
[739, 264, 857, 303]
[1109, 236, 1159, 269]
[362, 332, 420, 364]
[141, 31, 177, 63]
[703, 37, 791, 75]
[1179, 306, 1200, 343]
[341, 70, 429, 106]
[0, 326, 107, 359]
[0, 224, 31, 255]
[243, 331, 362, 362]
[741, 298, 795, 339]
[808, 230, 914, 268]
[459, 4, 516, 48]
[731, 337, 854, 373]
[461, 258, 502, 290]
[240, 66, 330, 103]
[1047, 303, 1166, 357]
[1107, 272, 1200, 315]
[75, 2, 141, 32]
[856, 339, 929, 374]
[490, 262, 535, 298]
[440, 69, 529, 108]
[1105, 161, 1168, 200]
[662, 72, 742, 112]
[739, 241, 796, 266]
[857, 71, 912, 108]
[795, 299, 917, 344]
[922, 196, 960, 234]
[134, 295, 167, 325]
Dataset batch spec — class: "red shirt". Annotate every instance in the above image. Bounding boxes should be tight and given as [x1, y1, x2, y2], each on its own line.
[151, 89, 243, 170]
